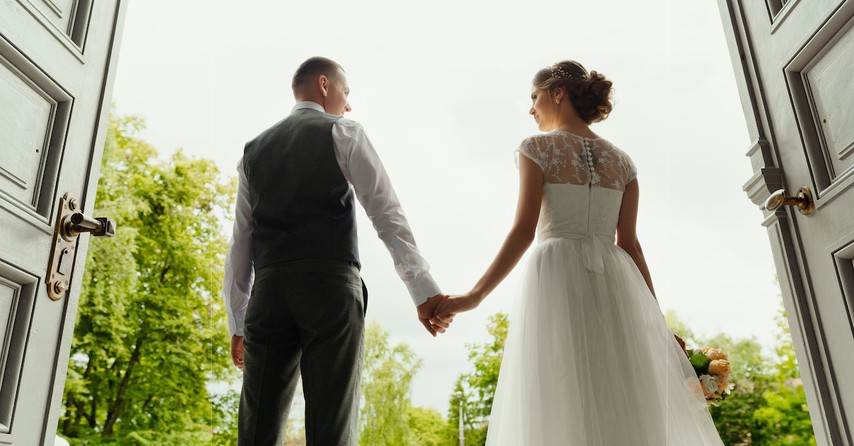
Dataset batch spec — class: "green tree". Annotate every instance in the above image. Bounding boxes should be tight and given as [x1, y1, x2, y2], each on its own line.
[59, 113, 237, 443]
[210, 390, 240, 446]
[705, 334, 773, 445]
[753, 302, 815, 445]
[668, 309, 777, 444]
[359, 322, 423, 445]
[668, 298, 816, 445]
[464, 313, 508, 421]
[444, 313, 509, 446]
[408, 406, 446, 446]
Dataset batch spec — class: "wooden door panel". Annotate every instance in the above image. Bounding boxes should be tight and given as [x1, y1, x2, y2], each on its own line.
[0, 36, 71, 220]
[812, 231, 854, 423]
[14, 0, 93, 51]
[0, 263, 37, 437]
[835, 239, 854, 332]
[21, 0, 77, 36]
[785, 11, 854, 196]
[720, 0, 854, 444]
[0, 60, 54, 206]
[0, 0, 125, 443]
[809, 23, 854, 180]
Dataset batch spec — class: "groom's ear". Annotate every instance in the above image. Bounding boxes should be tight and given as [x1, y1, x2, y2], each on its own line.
[318, 75, 330, 97]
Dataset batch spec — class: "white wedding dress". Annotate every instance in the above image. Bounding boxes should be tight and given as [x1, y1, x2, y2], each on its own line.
[485, 130, 724, 445]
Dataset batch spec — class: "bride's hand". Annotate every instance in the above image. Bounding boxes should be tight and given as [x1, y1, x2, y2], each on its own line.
[674, 334, 688, 358]
[436, 293, 482, 317]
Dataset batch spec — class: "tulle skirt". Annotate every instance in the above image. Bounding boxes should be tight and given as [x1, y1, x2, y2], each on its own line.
[485, 237, 724, 445]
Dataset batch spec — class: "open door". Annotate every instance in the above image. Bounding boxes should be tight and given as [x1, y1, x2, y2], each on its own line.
[0, 1, 126, 444]
[718, 1, 854, 444]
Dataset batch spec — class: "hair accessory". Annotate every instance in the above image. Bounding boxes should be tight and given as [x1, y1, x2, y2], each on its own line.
[550, 64, 582, 81]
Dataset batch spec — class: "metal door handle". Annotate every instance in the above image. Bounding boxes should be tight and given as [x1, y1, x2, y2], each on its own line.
[46, 193, 117, 300]
[64, 212, 116, 238]
[764, 186, 814, 216]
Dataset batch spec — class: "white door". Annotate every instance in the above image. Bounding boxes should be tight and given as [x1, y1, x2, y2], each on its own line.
[718, 1, 854, 444]
[0, 1, 126, 444]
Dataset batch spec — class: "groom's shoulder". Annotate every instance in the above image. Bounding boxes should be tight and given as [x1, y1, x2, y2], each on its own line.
[333, 116, 370, 140]
[335, 116, 364, 131]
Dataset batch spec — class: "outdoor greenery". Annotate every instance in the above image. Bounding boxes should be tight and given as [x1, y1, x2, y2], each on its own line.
[58, 113, 238, 445]
[442, 313, 509, 445]
[675, 306, 816, 446]
[359, 322, 423, 444]
[59, 112, 814, 445]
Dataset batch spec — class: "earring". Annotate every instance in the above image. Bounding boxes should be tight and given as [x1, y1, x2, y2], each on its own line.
[556, 99, 560, 104]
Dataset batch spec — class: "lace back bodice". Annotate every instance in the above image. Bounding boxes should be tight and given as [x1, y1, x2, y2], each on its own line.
[517, 131, 637, 243]
[517, 130, 636, 190]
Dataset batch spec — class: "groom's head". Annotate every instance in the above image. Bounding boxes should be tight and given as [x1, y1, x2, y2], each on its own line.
[292, 57, 351, 117]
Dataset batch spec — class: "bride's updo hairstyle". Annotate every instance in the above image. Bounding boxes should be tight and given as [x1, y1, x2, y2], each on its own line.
[533, 60, 613, 124]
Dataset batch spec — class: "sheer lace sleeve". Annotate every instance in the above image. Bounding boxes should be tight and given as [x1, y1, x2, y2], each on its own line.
[516, 136, 549, 173]
[623, 151, 638, 183]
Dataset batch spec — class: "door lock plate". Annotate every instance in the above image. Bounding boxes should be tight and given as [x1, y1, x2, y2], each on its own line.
[46, 193, 116, 300]
[46, 193, 80, 301]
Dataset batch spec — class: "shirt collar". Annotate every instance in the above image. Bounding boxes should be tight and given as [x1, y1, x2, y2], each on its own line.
[292, 101, 326, 113]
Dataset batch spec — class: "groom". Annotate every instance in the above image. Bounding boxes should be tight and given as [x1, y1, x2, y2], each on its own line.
[222, 56, 450, 445]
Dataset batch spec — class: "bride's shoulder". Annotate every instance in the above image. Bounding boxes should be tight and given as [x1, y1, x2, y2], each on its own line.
[518, 132, 560, 151]
[515, 134, 556, 170]
[596, 138, 629, 156]
[526, 132, 553, 140]
[599, 141, 638, 178]
[611, 144, 635, 164]
[517, 133, 557, 158]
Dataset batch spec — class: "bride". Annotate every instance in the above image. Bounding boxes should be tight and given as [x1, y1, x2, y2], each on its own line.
[437, 61, 724, 445]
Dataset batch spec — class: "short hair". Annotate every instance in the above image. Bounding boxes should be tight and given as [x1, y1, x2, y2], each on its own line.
[291, 57, 344, 94]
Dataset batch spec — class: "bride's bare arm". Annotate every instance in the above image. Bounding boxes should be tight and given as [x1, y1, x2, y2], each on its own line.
[438, 156, 544, 315]
[616, 178, 657, 299]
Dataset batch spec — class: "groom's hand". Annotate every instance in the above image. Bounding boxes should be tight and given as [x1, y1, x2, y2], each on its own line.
[231, 335, 244, 369]
[417, 294, 453, 337]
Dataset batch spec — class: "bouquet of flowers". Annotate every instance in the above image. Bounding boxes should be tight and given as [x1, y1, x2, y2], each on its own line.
[686, 346, 733, 405]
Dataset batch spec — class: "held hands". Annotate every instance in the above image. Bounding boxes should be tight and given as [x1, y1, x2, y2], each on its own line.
[417, 294, 455, 337]
[415, 291, 485, 338]
[436, 292, 482, 319]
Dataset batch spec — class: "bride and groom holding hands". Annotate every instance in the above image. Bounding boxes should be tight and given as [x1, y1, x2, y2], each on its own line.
[222, 56, 725, 445]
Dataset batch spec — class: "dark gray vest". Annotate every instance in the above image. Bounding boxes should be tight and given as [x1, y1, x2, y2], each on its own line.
[242, 108, 359, 270]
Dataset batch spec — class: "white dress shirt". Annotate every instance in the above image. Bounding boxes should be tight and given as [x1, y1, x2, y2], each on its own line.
[222, 101, 441, 337]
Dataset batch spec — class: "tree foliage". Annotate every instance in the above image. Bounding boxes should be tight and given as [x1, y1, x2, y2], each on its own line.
[407, 406, 447, 446]
[668, 302, 816, 446]
[359, 322, 424, 445]
[751, 304, 815, 445]
[59, 113, 237, 443]
[444, 313, 509, 446]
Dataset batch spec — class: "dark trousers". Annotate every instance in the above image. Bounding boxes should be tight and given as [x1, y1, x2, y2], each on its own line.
[238, 259, 366, 446]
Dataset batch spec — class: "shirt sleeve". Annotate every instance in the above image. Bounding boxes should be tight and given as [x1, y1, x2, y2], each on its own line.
[331, 118, 442, 306]
[222, 158, 254, 337]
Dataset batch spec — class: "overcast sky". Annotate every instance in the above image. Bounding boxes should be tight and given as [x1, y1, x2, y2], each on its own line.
[111, 0, 782, 414]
